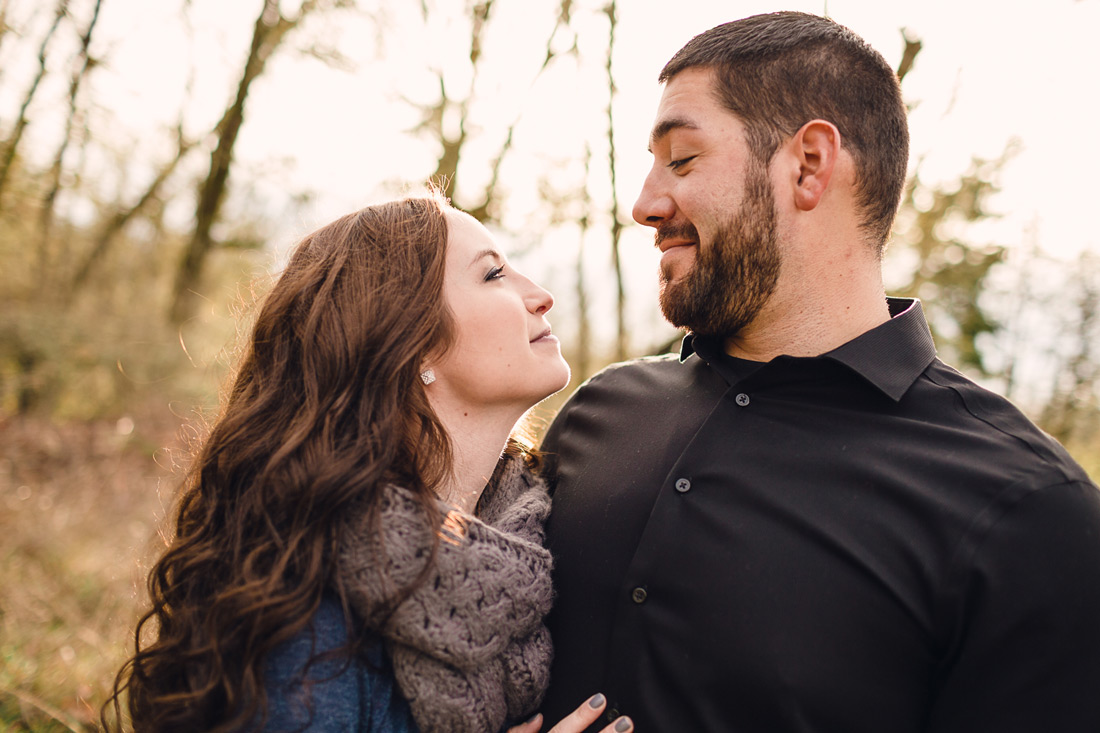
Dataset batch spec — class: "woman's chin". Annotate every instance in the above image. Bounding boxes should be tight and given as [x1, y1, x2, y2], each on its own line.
[523, 365, 572, 410]
[548, 361, 572, 397]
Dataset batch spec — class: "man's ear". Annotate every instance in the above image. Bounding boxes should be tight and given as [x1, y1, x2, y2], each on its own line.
[788, 119, 840, 212]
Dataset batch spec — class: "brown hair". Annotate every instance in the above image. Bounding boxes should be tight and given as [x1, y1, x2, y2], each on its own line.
[104, 194, 457, 731]
[660, 11, 909, 248]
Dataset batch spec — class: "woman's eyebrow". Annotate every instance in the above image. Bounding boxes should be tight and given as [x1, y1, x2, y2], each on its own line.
[468, 248, 503, 268]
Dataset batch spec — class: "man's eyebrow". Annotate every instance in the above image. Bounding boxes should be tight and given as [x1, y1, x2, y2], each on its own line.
[468, 248, 502, 268]
[647, 117, 699, 153]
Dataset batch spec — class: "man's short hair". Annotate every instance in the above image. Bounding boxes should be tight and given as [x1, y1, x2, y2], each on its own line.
[660, 11, 909, 248]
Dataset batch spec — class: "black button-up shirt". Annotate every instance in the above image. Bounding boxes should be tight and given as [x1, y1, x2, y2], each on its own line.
[540, 298, 1100, 732]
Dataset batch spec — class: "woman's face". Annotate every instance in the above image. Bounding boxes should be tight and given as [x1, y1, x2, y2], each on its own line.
[429, 210, 570, 416]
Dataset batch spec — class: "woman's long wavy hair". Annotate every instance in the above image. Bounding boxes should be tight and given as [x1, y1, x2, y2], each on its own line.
[104, 194, 459, 731]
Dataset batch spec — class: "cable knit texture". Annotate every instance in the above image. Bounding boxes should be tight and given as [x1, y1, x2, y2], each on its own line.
[338, 457, 553, 733]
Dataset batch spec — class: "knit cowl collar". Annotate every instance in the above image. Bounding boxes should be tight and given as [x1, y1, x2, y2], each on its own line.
[338, 456, 553, 732]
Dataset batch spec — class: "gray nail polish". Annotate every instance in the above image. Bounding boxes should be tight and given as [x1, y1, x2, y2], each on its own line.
[588, 693, 605, 709]
[614, 717, 632, 732]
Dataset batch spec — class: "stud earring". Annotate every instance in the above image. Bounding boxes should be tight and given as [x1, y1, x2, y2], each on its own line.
[420, 368, 436, 385]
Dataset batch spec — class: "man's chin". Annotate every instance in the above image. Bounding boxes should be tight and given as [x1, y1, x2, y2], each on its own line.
[659, 245, 697, 281]
[659, 261, 696, 293]
[658, 288, 694, 332]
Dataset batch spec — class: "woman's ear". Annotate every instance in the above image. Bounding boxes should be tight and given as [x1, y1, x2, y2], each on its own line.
[789, 119, 840, 212]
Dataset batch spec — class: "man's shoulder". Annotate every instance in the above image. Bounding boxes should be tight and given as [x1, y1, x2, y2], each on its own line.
[592, 351, 685, 374]
[921, 359, 1093, 487]
[554, 352, 709, 420]
[543, 352, 719, 455]
[572, 352, 701, 396]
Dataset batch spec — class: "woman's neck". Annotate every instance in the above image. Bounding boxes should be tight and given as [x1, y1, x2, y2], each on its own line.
[431, 404, 522, 514]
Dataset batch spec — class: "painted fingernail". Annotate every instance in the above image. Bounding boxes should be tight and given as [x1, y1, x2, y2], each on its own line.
[525, 712, 541, 724]
[588, 693, 605, 709]
[614, 717, 633, 732]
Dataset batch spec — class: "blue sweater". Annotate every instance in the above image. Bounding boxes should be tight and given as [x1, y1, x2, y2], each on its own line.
[261, 597, 420, 732]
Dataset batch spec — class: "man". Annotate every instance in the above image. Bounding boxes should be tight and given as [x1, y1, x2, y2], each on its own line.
[539, 11, 1100, 732]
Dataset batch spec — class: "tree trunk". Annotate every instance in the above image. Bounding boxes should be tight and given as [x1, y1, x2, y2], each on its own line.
[573, 144, 592, 380]
[604, 0, 626, 360]
[169, 0, 309, 323]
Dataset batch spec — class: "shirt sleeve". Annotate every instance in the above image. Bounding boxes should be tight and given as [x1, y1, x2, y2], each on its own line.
[262, 599, 420, 733]
[928, 479, 1100, 732]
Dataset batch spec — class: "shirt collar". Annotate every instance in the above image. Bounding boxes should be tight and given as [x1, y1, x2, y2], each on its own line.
[679, 298, 937, 402]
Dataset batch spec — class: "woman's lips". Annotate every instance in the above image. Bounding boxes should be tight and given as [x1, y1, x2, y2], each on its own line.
[531, 327, 558, 344]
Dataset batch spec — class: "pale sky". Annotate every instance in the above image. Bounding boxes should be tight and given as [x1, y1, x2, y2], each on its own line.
[4, 0, 1097, 368]
[61, 0, 1095, 262]
[1, 0, 1093, 405]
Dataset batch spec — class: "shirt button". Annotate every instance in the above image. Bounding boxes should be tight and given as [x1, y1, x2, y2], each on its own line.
[607, 708, 620, 723]
[674, 477, 691, 493]
[735, 392, 751, 406]
[631, 586, 648, 604]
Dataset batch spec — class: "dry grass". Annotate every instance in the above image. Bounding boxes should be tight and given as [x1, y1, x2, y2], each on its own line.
[0, 398, 1094, 733]
[0, 407, 190, 732]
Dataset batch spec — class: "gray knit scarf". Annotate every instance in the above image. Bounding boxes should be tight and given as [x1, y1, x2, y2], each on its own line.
[338, 457, 553, 733]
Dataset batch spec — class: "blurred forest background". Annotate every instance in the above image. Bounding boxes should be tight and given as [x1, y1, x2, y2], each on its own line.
[2, 0, 1098, 729]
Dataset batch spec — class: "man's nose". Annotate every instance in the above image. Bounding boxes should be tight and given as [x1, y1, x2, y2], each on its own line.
[632, 170, 675, 227]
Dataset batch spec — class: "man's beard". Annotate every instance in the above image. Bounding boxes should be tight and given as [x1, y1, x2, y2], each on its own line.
[657, 162, 781, 338]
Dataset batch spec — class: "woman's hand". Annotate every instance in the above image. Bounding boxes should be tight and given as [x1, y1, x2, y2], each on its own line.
[508, 694, 633, 733]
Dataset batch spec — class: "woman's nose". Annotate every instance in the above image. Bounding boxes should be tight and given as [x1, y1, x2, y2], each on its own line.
[525, 279, 554, 315]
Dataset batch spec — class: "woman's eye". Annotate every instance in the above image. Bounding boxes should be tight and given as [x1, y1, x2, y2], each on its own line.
[668, 156, 696, 171]
[484, 265, 505, 281]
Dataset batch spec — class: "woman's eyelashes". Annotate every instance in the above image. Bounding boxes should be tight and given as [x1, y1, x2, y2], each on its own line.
[484, 264, 505, 282]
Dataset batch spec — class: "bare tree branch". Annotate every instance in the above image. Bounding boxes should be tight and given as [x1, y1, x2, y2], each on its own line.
[72, 0, 206, 294]
[296, 41, 355, 70]
[37, 0, 104, 291]
[423, 0, 494, 202]
[0, 0, 16, 81]
[466, 0, 576, 222]
[896, 28, 922, 82]
[0, 0, 69, 203]
[68, 128, 197, 296]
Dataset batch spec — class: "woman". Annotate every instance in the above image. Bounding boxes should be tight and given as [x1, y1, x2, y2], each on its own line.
[104, 194, 632, 733]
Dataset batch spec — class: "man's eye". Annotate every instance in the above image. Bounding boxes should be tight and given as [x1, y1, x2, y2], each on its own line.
[668, 156, 696, 171]
[484, 265, 505, 281]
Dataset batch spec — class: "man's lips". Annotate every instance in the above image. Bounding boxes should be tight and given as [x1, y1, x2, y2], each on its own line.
[656, 238, 697, 253]
[655, 222, 701, 252]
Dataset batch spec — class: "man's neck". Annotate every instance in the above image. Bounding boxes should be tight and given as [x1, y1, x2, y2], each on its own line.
[723, 257, 890, 362]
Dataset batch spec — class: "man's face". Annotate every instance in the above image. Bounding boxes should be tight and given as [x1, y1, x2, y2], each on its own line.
[632, 67, 782, 338]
